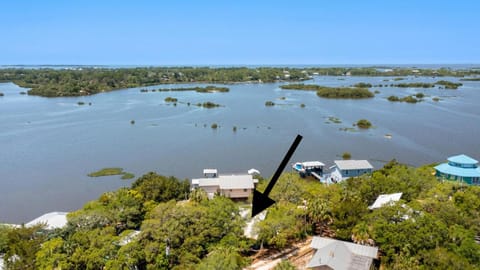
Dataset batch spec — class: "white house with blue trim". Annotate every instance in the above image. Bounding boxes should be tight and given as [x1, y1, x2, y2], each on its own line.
[434, 154, 480, 185]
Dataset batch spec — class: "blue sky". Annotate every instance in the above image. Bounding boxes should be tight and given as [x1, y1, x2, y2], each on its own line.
[1, 0, 479, 65]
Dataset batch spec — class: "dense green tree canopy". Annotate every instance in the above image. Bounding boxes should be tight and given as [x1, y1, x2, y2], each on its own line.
[2, 162, 479, 269]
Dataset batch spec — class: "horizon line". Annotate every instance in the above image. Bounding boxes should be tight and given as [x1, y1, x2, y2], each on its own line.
[1, 63, 480, 67]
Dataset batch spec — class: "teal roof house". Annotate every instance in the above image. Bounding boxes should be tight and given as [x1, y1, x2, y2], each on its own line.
[435, 154, 480, 185]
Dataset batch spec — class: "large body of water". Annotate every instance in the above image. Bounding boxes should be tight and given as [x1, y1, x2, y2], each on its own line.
[1, 76, 479, 223]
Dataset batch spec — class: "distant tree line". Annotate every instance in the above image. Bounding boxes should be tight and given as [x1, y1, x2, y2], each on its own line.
[0, 67, 306, 97]
[0, 67, 477, 97]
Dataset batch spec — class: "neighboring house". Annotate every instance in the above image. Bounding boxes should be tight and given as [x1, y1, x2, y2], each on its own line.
[434, 154, 480, 185]
[330, 160, 373, 181]
[369, 192, 402, 210]
[191, 172, 258, 199]
[26, 212, 68, 230]
[307, 237, 378, 270]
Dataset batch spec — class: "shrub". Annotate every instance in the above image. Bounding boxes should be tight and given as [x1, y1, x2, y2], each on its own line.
[356, 119, 372, 129]
[202, 101, 220, 108]
[265, 101, 275, 106]
[164, 97, 178, 102]
[403, 96, 418, 103]
[388, 96, 400, 102]
[353, 82, 372, 88]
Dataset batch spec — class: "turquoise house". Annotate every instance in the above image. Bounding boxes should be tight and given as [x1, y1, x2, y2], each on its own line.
[435, 154, 480, 185]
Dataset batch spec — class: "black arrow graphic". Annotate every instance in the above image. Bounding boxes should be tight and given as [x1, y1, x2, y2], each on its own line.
[251, 134, 303, 217]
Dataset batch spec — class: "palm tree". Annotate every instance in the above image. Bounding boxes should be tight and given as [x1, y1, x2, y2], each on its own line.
[351, 222, 374, 246]
[307, 198, 333, 235]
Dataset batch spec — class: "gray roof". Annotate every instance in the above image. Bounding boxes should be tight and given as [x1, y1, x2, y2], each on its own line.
[308, 237, 378, 270]
[335, 160, 373, 171]
[192, 174, 254, 190]
[193, 178, 220, 187]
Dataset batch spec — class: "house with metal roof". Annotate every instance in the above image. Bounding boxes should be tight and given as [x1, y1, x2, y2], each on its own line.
[191, 171, 258, 199]
[307, 237, 378, 270]
[330, 160, 373, 181]
[434, 154, 480, 185]
[26, 212, 68, 230]
[369, 193, 402, 210]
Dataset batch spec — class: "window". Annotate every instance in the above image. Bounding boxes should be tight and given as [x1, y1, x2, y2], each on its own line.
[243, 189, 247, 192]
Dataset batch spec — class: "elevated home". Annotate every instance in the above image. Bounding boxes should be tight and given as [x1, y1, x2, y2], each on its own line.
[330, 160, 373, 181]
[307, 237, 378, 270]
[191, 171, 258, 200]
[435, 154, 480, 185]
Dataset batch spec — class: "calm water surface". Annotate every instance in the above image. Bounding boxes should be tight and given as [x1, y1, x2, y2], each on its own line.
[1, 76, 479, 223]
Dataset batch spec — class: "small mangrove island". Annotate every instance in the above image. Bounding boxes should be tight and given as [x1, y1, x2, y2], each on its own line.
[460, 77, 480, 81]
[164, 97, 178, 102]
[198, 101, 221, 108]
[387, 95, 422, 103]
[353, 82, 372, 88]
[265, 101, 275, 106]
[156, 85, 230, 93]
[88, 167, 135, 180]
[356, 119, 372, 129]
[389, 80, 462, 89]
[435, 80, 463, 89]
[393, 82, 435, 88]
[281, 84, 374, 99]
